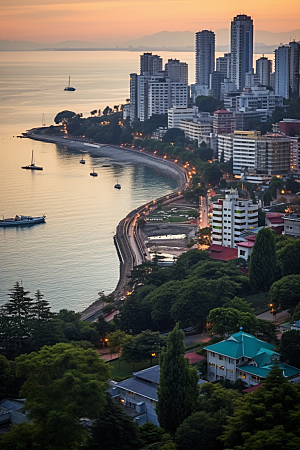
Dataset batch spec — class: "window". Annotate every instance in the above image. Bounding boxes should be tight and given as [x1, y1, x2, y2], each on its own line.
[210, 352, 215, 357]
[240, 250, 246, 256]
[228, 369, 233, 373]
[228, 358, 232, 364]
[219, 355, 223, 360]
[240, 372, 246, 379]
[209, 362, 215, 367]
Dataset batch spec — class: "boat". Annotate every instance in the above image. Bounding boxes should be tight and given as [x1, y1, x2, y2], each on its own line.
[102, 164, 110, 167]
[114, 180, 121, 189]
[80, 154, 85, 164]
[64, 76, 76, 91]
[21, 150, 43, 170]
[90, 168, 98, 177]
[0, 215, 46, 227]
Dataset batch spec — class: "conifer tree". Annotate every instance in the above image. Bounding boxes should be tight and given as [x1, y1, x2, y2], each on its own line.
[156, 324, 199, 434]
[249, 228, 277, 292]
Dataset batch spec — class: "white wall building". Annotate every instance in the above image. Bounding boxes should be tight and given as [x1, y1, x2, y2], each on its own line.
[256, 56, 272, 87]
[217, 134, 234, 162]
[211, 189, 258, 247]
[179, 118, 213, 142]
[168, 106, 197, 129]
[233, 130, 261, 175]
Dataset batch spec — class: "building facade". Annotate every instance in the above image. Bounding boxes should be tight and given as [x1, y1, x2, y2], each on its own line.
[195, 30, 215, 85]
[168, 106, 197, 129]
[211, 190, 258, 247]
[216, 53, 231, 79]
[230, 14, 253, 90]
[256, 56, 272, 87]
[275, 45, 290, 99]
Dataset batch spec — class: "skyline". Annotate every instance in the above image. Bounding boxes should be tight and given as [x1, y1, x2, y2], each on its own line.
[1, 0, 299, 44]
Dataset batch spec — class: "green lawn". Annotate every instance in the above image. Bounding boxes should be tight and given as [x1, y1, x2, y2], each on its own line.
[108, 357, 159, 381]
[244, 292, 270, 314]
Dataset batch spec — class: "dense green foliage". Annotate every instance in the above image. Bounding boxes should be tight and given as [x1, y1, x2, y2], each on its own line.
[270, 274, 300, 313]
[249, 228, 277, 292]
[156, 324, 199, 435]
[195, 95, 222, 113]
[278, 330, 300, 368]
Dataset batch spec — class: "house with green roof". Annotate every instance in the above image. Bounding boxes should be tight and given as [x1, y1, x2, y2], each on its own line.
[204, 330, 300, 387]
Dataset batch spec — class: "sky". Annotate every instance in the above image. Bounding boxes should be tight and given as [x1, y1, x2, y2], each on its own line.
[0, 0, 299, 44]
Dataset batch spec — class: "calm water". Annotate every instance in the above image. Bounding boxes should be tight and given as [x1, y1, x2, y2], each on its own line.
[0, 50, 274, 311]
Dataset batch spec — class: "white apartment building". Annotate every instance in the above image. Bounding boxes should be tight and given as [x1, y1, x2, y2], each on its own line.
[217, 134, 234, 162]
[256, 56, 272, 87]
[224, 86, 283, 113]
[165, 59, 188, 83]
[168, 106, 197, 129]
[275, 46, 290, 99]
[148, 78, 188, 118]
[211, 189, 258, 247]
[216, 53, 231, 79]
[179, 118, 213, 142]
[233, 130, 261, 175]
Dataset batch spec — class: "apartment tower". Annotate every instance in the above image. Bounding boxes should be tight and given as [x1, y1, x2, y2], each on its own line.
[195, 30, 215, 85]
[230, 14, 253, 90]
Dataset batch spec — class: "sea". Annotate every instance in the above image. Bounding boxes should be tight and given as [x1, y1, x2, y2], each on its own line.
[0, 50, 273, 312]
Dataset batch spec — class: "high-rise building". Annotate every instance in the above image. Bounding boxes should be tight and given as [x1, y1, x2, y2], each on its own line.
[148, 77, 188, 117]
[213, 110, 235, 135]
[256, 56, 272, 86]
[289, 41, 300, 97]
[211, 190, 258, 247]
[195, 30, 215, 85]
[256, 133, 291, 175]
[165, 59, 188, 83]
[230, 14, 253, 90]
[140, 52, 162, 75]
[275, 45, 290, 99]
[216, 53, 231, 79]
[209, 71, 224, 100]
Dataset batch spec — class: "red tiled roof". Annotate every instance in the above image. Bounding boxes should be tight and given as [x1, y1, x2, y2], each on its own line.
[209, 245, 238, 261]
[237, 241, 255, 248]
[246, 235, 256, 241]
[266, 213, 284, 218]
[185, 352, 205, 365]
[267, 218, 284, 224]
[242, 384, 263, 393]
[214, 109, 232, 114]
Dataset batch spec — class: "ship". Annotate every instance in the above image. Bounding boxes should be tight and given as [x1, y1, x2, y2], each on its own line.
[0, 215, 46, 227]
[64, 76, 76, 91]
[114, 180, 121, 189]
[21, 150, 43, 170]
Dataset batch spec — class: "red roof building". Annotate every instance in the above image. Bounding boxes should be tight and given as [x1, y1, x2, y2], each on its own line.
[209, 244, 238, 261]
[185, 352, 205, 365]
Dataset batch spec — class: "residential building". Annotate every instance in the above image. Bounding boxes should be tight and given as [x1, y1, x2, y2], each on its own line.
[217, 133, 233, 162]
[232, 130, 261, 175]
[230, 14, 254, 90]
[275, 45, 290, 99]
[209, 71, 225, 100]
[168, 106, 197, 129]
[256, 56, 272, 87]
[190, 84, 210, 102]
[195, 30, 215, 85]
[220, 79, 237, 100]
[213, 109, 235, 135]
[279, 118, 300, 136]
[140, 52, 162, 76]
[211, 189, 258, 247]
[165, 58, 188, 83]
[290, 136, 300, 172]
[283, 214, 300, 237]
[216, 53, 231, 79]
[234, 110, 266, 131]
[289, 41, 300, 97]
[245, 70, 260, 88]
[256, 133, 291, 175]
[236, 235, 256, 260]
[179, 118, 213, 142]
[148, 77, 188, 117]
[204, 330, 300, 386]
[225, 86, 283, 113]
[123, 102, 131, 120]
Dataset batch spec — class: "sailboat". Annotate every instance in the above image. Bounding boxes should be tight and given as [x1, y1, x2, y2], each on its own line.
[80, 153, 85, 164]
[114, 179, 121, 189]
[21, 150, 43, 170]
[90, 168, 98, 177]
[64, 76, 76, 91]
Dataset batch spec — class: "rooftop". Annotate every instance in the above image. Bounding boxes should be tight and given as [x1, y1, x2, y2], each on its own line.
[209, 244, 238, 261]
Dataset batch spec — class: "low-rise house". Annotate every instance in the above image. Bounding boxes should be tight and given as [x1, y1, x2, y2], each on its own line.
[204, 330, 300, 387]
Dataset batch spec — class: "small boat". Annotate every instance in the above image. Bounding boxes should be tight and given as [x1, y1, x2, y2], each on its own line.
[0, 215, 46, 227]
[102, 164, 110, 167]
[21, 150, 43, 170]
[114, 180, 121, 189]
[90, 168, 98, 177]
[64, 76, 76, 91]
[80, 154, 85, 164]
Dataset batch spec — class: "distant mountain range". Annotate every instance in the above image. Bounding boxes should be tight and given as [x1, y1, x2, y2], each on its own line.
[1, 29, 300, 52]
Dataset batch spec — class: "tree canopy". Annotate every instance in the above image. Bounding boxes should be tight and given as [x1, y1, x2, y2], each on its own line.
[249, 228, 277, 292]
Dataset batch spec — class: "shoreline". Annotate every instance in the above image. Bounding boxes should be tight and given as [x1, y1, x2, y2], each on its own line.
[25, 128, 189, 319]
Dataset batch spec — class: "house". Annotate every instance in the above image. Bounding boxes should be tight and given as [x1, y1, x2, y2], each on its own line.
[109, 354, 207, 426]
[0, 399, 28, 435]
[110, 366, 160, 426]
[204, 330, 300, 387]
[236, 235, 256, 260]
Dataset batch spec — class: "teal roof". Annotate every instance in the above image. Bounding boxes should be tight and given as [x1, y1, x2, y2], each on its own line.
[204, 331, 275, 359]
[239, 362, 300, 379]
[253, 348, 280, 368]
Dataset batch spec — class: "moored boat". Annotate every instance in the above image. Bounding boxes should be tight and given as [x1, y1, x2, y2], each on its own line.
[64, 76, 76, 91]
[22, 150, 43, 170]
[0, 215, 46, 227]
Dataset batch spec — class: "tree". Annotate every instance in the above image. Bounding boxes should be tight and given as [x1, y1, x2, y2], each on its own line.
[15, 343, 110, 450]
[198, 226, 212, 247]
[278, 330, 300, 369]
[174, 411, 223, 450]
[195, 95, 222, 113]
[121, 330, 167, 364]
[221, 364, 300, 450]
[277, 240, 300, 276]
[54, 110, 76, 124]
[107, 329, 127, 357]
[207, 307, 258, 337]
[0, 282, 35, 358]
[249, 228, 277, 292]
[162, 128, 185, 143]
[0, 422, 39, 450]
[156, 324, 199, 434]
[88, 393, 141, 450]
[270, 274, 300, 313]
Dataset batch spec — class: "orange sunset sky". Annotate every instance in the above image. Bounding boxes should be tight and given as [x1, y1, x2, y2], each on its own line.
[0, 0, 299, 43]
